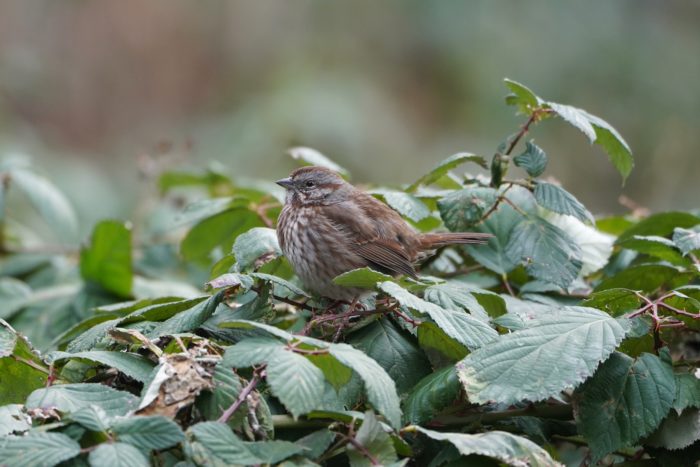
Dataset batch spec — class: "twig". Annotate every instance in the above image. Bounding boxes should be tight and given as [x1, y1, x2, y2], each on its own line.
[502, 274, 516, 297]
[503, 109, 550, 156]
[343, 434, 380, 465]
[218, 366, 266, 424]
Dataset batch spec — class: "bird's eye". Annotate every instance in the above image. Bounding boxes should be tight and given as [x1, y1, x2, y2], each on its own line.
[305, 181, 315, 188]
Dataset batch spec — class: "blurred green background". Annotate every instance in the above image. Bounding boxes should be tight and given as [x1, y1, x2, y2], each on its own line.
[1, 0, 698, 233]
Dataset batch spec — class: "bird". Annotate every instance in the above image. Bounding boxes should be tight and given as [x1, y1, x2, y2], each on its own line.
[275, 166, 492, 301]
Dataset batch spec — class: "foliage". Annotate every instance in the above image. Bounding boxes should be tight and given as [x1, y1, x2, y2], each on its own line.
[0, 79, 698, 466]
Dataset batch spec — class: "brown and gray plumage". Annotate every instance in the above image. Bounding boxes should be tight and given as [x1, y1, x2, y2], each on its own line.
[276, 166, 492, 300]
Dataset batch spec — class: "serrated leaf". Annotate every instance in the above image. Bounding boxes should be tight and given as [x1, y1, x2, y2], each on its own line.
[647, 409, 700, 451]
[0, 432, 81, 467]
[306, 352, 353, 391]
[408, 153, 487, 191]
[505, 216, 582, 288]
[513, 141, 548, 177]
[457, 306, 629, 405]
[618, 235, 688, 265]
[26, 383, 139, 417]
[111, 415, 185, 450]
[267, 349, 326, 419]
[148, 291, 225, 338]
[379, 282, 498, 351]
[197, 364, 244, 426]
[438, 187, 499, 231]
[328, 344, 402, 429]
[181, 208, 262, 265]
[222, 337, 286, 368]
[249, 272, 309, 297]
[374, 190, 431, 222]
[534, 182, 593, 223]
[80, 220, 133, 297]
[674, 373, 700, 414]
[417, 322, 468, 361]
[347, 319, 431, 395]
[8, 167, 78, 240]
[333, 268, 394, 290]
[503, 79, 542, 115]
[582, 288, 642, 316]
[243, 440, 306, 464]
[88, 442, 149, 467]
[574, 352, 676, 461]
[673, 226, 700, 256]
[595, 264, 690, 293]
[47, 351, 154, 383]
[403, 366, 460, 425]
[616, 212, 700, 243]
[69, 405, 110, 432]
[465, 186, 536, 274]
[547, 102, 633, 182]
[0, 323, 49, 404]
[413, 426, 560, 467]
[347, 411, 398, 467]
[288, 146, 349, 176]
[424, 283, 504, 322]
[233, 227, 281, 271]
[0, 321, 17, 357]
[185, 421, 264, 465]
[0, 404, 31, 436]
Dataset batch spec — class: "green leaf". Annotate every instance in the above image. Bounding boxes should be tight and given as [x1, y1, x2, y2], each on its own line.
[407, 152, 487, 191]
[673, 373, 700, 414]
[0, 322, 48, 404]
[618, 235, 688, 265]
[206, 273, 254, 292]
[547, 102, 633, 182]
[80, 220, 133, 297]
[673, 226, 700, 256]
[417, 322, 468, 361]
[595, 264, 690, 293]
[249, 272, 309, 297]
[413, 426, 559, 467]
[465, 186, 536, 274]
[294, 429, 336, 460]
[647, 409, 700, 451]
[266, 349, 326, 419]
[534, 182, 593, 223]
[69, 405, 110, 432]
[8, 167, 78, 240]
[243, 440, 306, 464]
[347, 319, 431, 394]
[333, 267, 394, 290]
[306, 352, 353, 391]
[185, 421, 264, 465]
[0, 404, 31, 436]
[112, 415, 185, 450]
[581, 288, 642, 316]
[457, 306, 629, 404]
[222, 337, 286, 368]
[328, 344, 402, 429]
[347, 411, 398, 467]
[424, 283, 504, 322]
[181, 208, 262, 265]
[505, 216, 582, 288]
[148, 291, 226, 338]
[233, 227, 281, 271]
[574, 352, 675, 461]
[47, 351, 154, 383]
[379, 282, 498, 351]
[26, 383, 139, 417]
[438, 187, 499, 231]
[513, 141, 548, 177]
[0, 432, 81, 467]
[373, 190, 431, 222]
[403, 366, 460, 425]
[288, 146, 349, 177]
[88, 442, 149, 467]
[0, 277, 32, 320]
[503, 79, 542, 115]
[197, 364, 244, 425]
[616, 212, 700, 243]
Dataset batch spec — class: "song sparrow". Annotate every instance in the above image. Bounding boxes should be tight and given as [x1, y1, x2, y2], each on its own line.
[276, 166, 492, 300]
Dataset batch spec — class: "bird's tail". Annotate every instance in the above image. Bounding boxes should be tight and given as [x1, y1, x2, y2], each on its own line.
[419, 232, 493, 249]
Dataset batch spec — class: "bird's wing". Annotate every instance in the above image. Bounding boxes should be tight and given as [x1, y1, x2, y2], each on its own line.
[325, 191, 418, 278]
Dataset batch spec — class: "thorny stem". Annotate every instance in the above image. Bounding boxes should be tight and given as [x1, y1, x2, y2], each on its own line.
[503, 108, 550, 156]
[218, 366, 266, 424]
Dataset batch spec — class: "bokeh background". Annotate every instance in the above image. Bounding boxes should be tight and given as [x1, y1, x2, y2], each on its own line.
[1, 0, 698, 233]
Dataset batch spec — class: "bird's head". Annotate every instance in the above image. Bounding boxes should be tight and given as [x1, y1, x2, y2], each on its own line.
[276, 166, 350, 206]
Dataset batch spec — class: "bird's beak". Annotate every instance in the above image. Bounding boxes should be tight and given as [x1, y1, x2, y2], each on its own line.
[276, 177, 294, 189]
